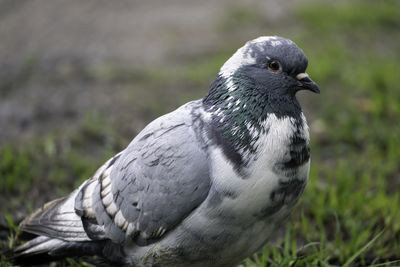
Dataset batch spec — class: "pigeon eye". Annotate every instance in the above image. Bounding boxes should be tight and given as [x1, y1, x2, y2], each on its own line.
[268, 60, 281, 72]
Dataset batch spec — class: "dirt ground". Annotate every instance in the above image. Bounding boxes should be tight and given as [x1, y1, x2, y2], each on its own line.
[0, 0, 298, 144]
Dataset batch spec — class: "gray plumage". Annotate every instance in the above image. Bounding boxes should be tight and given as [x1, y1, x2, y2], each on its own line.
[91, 103, 211, 245]
[12, 36, 319, 267]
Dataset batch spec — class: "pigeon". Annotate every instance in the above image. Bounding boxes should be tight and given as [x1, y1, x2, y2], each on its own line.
[12, 36, 319, 267]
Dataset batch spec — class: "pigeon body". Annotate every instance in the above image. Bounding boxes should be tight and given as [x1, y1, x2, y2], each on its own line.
[13, 36, 319, 266]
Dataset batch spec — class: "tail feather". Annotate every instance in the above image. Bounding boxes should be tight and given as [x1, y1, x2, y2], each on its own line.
[11, 236, 67, 265]
[15, 235, 49, 253]
[18, 189, 90, 242]
[11, 235, 126, 265]
[10, 162, 125, 264]
[11, 235, 108, 265]
[10, 186, 98, 264]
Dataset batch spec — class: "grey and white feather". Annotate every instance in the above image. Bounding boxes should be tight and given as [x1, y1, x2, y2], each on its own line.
[12, 36, 319, 267]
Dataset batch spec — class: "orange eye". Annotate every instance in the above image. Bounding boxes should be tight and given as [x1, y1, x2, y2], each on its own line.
[268, 60, 281, 72]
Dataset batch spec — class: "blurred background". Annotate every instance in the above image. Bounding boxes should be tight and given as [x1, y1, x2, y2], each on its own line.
[0, 0, 399, 265]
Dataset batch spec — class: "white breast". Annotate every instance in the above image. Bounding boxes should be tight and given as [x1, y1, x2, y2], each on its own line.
[208, 113, 310, 218]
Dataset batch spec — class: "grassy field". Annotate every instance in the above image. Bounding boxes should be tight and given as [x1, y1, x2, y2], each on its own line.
[1, 0, 400, 266]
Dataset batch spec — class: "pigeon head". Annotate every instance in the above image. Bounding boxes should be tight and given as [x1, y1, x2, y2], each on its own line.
[223, 36, 319, 95]
[202, 36, 319, 168]
[203, 36, 319, 120]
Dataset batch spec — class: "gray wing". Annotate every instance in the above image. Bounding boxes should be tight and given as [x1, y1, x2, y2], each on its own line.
[83, 101, 211, 245]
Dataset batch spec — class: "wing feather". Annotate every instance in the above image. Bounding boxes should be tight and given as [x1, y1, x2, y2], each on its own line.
[90, 101, 211, 245]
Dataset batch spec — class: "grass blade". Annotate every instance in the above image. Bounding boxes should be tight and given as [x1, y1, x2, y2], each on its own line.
[343, 230, 384, 267]
[368, 259, 400, 267]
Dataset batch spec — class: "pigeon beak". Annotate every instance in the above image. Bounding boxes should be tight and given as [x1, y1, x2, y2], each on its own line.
[296, 73, 320, 94]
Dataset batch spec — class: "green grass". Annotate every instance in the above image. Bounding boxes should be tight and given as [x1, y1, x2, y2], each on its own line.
[0, 113, 122, 215]
[1, 0, 400, 266]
